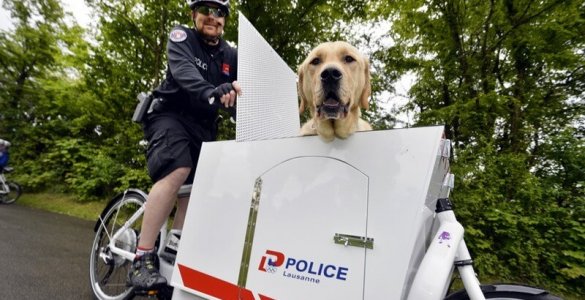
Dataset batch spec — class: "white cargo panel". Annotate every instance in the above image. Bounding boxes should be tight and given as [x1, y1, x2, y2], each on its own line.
[171, 126, 450, 299]
[236, 13, 300, 142]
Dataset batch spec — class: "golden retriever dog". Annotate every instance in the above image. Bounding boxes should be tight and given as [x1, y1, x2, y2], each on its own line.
[298, 41, 372, 142]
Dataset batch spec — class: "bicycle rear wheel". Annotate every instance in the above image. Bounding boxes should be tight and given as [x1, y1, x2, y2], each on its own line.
[0, 181, 21, 204]
[89, 191, 146, 300]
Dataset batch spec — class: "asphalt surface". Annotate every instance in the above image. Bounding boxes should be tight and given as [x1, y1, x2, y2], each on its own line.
[0, 203, 95, 299]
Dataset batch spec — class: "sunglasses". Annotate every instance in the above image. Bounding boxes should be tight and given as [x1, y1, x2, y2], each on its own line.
[195, 6, 227, 18]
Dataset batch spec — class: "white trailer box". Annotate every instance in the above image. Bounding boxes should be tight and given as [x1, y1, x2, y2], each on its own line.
[171, 126, 452, 299]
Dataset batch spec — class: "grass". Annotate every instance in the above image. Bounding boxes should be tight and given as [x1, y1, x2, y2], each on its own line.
[17, 192, 106, 221]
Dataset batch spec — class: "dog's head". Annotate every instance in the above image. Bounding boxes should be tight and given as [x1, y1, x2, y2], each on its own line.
[298, 41, 371, 120]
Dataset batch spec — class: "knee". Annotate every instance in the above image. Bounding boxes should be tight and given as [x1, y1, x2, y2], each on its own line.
[162, 167, 191, 186]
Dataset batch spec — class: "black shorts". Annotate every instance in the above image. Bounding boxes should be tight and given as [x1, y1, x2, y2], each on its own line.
[144, 112, 216, 183]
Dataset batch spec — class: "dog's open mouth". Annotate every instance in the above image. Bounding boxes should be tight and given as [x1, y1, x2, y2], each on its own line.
[317, 92, 349, 119]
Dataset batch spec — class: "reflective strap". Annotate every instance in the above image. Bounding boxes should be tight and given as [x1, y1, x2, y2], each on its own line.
[238, 177, 263, 288]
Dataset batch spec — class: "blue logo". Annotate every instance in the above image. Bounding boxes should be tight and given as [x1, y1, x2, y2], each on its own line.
[258, 249, 349, 284]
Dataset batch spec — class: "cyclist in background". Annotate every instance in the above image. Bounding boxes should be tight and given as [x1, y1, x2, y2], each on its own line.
[127, 0, 241, 292]
[0, 139, 10, 170]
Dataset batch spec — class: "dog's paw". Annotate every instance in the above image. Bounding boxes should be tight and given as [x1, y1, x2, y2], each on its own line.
[316, 121, 335, 142]
[335, 131, 353, 140]
[319, 133, 335, 143]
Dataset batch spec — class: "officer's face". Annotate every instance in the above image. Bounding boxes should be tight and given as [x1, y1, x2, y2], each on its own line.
[192, 5, 225, 43]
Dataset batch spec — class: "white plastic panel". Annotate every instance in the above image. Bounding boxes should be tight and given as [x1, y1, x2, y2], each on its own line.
[171, 126, 448, 299]
[236, 12, 300, 142]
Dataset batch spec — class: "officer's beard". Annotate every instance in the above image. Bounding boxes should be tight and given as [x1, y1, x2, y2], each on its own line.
[202, 34, 220, 45]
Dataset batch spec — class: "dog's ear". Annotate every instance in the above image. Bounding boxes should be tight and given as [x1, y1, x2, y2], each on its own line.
[359, 56, 371, 110]
[297, 63, 307, 113]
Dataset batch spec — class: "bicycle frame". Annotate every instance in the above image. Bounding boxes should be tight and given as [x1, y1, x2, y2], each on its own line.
[407, 198, 485, 300]
[97, 186, 191, 281]
[0, 172, 8, 193]
[99, 203, 146, 262]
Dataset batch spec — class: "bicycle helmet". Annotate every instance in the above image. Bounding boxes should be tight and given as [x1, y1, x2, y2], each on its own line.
[188, 0, 230, 17]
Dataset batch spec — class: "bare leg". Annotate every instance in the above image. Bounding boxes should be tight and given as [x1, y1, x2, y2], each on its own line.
[172, 196, 190, 230]
[138, 167, 191, 249]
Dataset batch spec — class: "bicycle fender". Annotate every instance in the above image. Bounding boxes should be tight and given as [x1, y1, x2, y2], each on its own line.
[92, 188, 148, 232]
[483, 284, 548, 294]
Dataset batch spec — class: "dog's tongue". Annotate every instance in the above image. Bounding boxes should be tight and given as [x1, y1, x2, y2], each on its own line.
[324, 99, 340, 107]
[321, 99, 342, 119]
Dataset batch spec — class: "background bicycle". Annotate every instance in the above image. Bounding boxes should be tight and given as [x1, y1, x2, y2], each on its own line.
[0, 139, 21, 205]
[0, 166, 22, 205]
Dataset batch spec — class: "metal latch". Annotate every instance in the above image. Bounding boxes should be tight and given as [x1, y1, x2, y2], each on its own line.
[440, 139, 451, 159]
[334, 233, 374, 249]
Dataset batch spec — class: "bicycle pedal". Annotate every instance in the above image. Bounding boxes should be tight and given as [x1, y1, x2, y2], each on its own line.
[132, 288, 159, 297]
[123, 287, 157, 300]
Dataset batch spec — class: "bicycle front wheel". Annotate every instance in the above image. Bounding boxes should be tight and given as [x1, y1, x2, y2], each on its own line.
[445, 284, 562, 300]
[1, 181, 21, 204]
[89, 191, 146, 300]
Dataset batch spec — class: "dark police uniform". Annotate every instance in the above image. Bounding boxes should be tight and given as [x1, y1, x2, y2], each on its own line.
[144, 25, 237, 183]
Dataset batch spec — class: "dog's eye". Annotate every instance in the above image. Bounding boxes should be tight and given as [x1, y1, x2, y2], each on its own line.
[310, 57, 321, 65]
[344, 55, 356, 63]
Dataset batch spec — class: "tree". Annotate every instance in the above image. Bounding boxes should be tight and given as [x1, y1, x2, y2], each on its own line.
[0, 0, 68, 140]
[371, 0, 585, 295]
[0, 0, 103, 194]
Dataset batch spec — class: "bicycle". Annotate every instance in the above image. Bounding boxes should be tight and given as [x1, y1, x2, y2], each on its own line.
[89, 131, 562, 300]
[0, 166, 22, 205]
[89, 188, 562, 300]
[89, 184, 192, 300]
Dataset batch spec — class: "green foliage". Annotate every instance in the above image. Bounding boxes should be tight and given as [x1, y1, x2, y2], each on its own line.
[53, 139, 118, 201]
[0, 0, 69, 141]
[376, 0, 585, 295]
[235, 0, 370, 67]
[451, 135, 585, 295]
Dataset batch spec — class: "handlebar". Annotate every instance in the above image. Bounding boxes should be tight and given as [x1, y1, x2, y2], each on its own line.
[208, 97, 237, 123]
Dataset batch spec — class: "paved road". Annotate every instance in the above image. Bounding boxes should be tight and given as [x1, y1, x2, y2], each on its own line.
[0, 204, 95, 299]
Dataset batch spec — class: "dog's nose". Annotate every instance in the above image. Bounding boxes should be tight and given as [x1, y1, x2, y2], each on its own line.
[320, 67, 343, 84]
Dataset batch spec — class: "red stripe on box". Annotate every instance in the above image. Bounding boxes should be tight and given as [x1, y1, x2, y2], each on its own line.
[178, 264, 275, 300]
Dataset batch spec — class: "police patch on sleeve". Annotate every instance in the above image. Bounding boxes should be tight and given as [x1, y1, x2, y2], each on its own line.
[170, 29, 187, 42]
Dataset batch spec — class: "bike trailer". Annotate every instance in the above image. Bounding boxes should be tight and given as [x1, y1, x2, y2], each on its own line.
[171, 126, 453, 299]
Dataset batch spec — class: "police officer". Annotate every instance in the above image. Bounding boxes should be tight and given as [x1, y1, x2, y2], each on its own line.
[128, 0, 241, 291]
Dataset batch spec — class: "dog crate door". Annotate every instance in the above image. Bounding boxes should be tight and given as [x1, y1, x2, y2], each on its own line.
[242, 156, 369, 299]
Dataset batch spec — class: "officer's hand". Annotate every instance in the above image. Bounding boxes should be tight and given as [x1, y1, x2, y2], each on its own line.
[212, 81, 242, 108]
